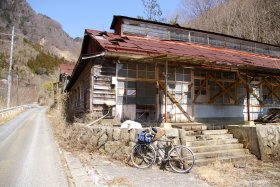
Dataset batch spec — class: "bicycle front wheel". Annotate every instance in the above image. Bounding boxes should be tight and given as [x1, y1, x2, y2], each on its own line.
[168, 145, 195, 173]
[131, 143, 156, 169]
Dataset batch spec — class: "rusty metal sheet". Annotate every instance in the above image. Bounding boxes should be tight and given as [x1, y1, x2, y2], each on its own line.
[85, 29, 280, 70]
[59, 64, 74, 76]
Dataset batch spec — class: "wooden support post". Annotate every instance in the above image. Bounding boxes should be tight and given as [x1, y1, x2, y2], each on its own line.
[246, 75, 251, 122]
[237, 72, 263, 104]
[165, 61, 168, 122]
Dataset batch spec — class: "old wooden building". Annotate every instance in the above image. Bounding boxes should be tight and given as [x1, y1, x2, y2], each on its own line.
[65, 15, 280, 124]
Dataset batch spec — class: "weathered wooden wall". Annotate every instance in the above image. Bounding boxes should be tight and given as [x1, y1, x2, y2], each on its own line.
[92, 59, 116, 117]
[68, 62, 92, 116]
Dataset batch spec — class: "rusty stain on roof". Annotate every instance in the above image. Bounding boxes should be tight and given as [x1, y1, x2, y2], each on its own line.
[85, 29, 280, 70]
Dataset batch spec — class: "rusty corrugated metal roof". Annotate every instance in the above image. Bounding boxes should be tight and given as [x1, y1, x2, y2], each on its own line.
[85, 29, 280, 70]
[59, 64, 74, 76]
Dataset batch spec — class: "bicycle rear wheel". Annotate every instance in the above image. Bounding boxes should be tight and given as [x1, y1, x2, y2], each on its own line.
[131, 143, 156, 169]
[168, 145, 195, 173]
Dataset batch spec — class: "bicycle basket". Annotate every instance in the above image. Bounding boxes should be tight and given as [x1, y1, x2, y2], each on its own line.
[138, 131, 152, 144]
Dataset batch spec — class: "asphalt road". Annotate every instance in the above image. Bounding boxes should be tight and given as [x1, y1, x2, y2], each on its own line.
[0, 107, 68, 187]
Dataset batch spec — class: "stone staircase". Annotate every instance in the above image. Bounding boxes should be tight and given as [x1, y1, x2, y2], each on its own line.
[173, 123, 254, 166]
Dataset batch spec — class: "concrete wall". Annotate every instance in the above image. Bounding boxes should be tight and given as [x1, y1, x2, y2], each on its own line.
[195, 104, 280, 122]
[227, 125, 261, 159]
[228, 124, 280, 161]
[195, 104, 246, 121]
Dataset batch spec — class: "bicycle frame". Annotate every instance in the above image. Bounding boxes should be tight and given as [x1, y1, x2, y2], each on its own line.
[153, 139, 176, 162]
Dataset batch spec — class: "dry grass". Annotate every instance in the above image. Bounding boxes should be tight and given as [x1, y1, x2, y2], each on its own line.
[194, 159, 280, 187]
[48, 109, 83, 152]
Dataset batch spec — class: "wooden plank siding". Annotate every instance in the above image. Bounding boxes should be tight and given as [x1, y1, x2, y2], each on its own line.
[68, 62, 93, 116]
[92, 59, 116, 117]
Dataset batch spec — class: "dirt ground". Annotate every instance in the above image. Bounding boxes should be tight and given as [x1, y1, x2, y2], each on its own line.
[48, 109, 280, 187]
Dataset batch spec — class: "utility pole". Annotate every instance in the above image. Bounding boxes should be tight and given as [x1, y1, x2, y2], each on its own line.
[7, 26, 15, 108]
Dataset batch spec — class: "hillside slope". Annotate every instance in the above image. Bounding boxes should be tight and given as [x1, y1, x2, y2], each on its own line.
[179, 0, 280, 45]
[0, 0, 82, 62]
[0, 0, 82, 108]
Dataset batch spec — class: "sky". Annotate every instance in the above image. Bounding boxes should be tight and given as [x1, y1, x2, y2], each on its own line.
[26, 0, 182, 38]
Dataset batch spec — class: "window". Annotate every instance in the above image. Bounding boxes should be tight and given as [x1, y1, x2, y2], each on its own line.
[123, 24, 147, 36]
[117, 63, 155, 80]
[191, 32, 208, 44]
[117, 81, 136, 104]
[209, 35, 225, 47]
[117, 81, 156, 105]
[121, 20, 280, 57]
[170, 30, 189, 42]
[226, 38, 241, 51]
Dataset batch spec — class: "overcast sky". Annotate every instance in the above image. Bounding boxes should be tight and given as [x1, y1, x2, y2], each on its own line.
[26, 0, 181, 38]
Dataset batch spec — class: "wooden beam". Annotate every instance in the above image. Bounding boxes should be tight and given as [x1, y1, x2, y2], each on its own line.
[237, 72, 263, 105]
[262, 77, 280, 102]
[165, 60, 168, 122]
[208, 81, 238, 104]
[208, 74, 237, 103]
[193, 77, 207, 103]
[246, 75, 251, 121]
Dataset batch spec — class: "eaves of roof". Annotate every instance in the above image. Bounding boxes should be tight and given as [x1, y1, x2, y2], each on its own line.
[86, 29, 280, 71]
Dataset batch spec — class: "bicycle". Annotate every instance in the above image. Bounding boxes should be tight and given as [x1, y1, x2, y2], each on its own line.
[131, 128, 195, 173]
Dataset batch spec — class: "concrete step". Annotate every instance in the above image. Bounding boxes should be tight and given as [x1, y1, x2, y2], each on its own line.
[189, 143, 244, 153]
[196, 133, 233, 141]
[201, 129, 228, 135]
[172, 123, 208, 131]
[185, 130, 203, 136]
[195, 154, 255, 166]
[194, 149, 249, 160]
[185, 138, 239, 147]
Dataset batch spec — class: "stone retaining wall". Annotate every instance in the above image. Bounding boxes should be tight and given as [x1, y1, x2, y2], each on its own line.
[228, 124, 280, 161]
[74, 125, 182, 161]
[256, 124, 280, 161]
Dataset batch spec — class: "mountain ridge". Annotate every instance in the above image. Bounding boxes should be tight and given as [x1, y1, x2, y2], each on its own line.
[0, 0, 82, 62]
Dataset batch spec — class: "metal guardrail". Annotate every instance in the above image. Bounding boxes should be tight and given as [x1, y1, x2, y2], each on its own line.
[0, 105, 34, 120]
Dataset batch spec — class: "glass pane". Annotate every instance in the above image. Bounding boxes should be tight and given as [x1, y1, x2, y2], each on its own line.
[127, 81, 136, 88]
[127, 97, 136, 104]
[176, 74, 184, 81]
[118, 69, 127, 77]
[194, 79, 200, 86]
[138, 64, 146, 70]
[147, 72, 155, 79]
[176, 68, 183, 74]
[138, 70, 146, 78]
[117, 63, 127, 70]
[184, 74, 191, 82]
[147, 64, 155, 71]
[128, 70, 136, 78]
[168, 74, 175, 81]
[128, 63, 136, 69]
[137, 89, 145, 96]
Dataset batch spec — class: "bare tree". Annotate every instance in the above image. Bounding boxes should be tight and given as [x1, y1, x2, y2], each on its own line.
[139, 0, 165, 22]
[176, 0, 280, 45]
